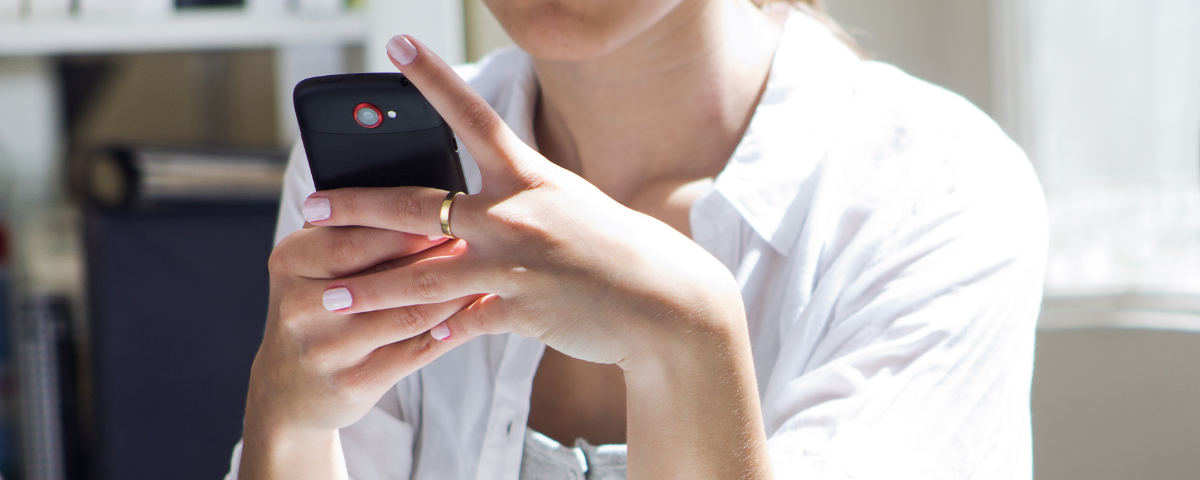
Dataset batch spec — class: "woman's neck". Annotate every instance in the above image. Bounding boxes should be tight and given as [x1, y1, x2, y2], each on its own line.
[532, 0, 784, 204]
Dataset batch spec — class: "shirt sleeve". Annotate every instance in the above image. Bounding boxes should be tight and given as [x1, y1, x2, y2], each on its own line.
[761, 145, 1048, 479]
[223, 141, 419, 480]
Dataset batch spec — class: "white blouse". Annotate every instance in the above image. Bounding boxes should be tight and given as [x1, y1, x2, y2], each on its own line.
[227, 10, 1047, 480]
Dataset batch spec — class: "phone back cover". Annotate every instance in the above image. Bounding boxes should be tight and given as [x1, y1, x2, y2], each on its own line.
[294, 74, 468, 193]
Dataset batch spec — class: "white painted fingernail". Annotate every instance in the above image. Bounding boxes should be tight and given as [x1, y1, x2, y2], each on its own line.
[323, 287, 352, 311]
[430, 322, 451, 341]
[303, 197, 331, 222]
[386, 35, 418, 66]
[428, 235, 444, 242]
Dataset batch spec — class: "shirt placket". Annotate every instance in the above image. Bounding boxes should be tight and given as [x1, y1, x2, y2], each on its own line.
[475, 334, 545, 480]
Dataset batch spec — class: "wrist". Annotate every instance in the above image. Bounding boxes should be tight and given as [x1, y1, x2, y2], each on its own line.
[621, 299, 773, 478]
[240, 389, 347, 479]
[240, 416, 345, 480]
[623, 298, 752, 387]
[622, 283, 749, 373]
[622, 287, 758, 423]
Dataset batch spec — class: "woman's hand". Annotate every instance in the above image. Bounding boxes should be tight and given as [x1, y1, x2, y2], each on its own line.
[239, 228, 480, 479]
[286, 35, 772, 478]
[303, 36, 750, 373]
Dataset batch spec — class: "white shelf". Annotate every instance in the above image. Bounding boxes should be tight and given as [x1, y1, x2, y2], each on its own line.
[0, 10, 367, 56]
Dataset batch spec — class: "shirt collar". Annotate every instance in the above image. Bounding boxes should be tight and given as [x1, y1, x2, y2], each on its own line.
[713, 12, 861, 254]
[484, 10, 860, 255]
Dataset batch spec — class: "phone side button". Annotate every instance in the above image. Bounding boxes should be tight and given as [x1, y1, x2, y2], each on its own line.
[318, 76, 343, 83]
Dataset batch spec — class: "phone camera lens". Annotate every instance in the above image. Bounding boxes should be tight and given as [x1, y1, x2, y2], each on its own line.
[358, 108, 378, 125]
[353, 103, 383, 128]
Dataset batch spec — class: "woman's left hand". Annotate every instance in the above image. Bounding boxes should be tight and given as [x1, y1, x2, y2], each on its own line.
[305, 36, 748, 372]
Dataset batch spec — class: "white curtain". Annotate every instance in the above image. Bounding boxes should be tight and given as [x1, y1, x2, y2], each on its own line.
[1009, 0, 1200, 296]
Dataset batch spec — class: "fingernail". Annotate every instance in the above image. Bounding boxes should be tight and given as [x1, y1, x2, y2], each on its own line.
[387, 35, 418, 66]
[303, 197, 331, 222]
[428, 235, 444, 242]
[322, 287, 352, 311]
[430, 322, 451, 341]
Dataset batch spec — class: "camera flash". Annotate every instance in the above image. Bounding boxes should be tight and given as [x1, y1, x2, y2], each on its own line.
[387, 111, 397, 118]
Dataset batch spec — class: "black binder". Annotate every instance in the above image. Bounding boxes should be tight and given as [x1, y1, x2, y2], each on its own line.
[84, 205, 274, 480]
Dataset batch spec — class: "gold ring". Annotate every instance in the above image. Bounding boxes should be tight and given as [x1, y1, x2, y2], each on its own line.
[440, 191, 464, 238]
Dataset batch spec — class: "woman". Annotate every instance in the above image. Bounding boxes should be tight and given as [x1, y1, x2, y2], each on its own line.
[228, 0, 1046, 478]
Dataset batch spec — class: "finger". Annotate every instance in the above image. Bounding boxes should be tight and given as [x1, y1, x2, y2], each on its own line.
[273, 275, 345, 338]
[431, 293, 512, 343]
[303, 188, 473, 239]
[321, 246, 497, 313]
[338, 295, 481, 357]
[352, 238, 455, 277]
[272, 225, 445, 279]
[277, 276, 472, 370]
[350, 322, 479, 390]
[385, 34, 533, 178]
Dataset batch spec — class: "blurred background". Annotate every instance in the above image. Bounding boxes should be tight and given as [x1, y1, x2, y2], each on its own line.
[0, 0, 1196, 479]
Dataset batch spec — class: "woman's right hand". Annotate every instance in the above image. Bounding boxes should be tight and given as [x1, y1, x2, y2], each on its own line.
[238, 222, 479, 479]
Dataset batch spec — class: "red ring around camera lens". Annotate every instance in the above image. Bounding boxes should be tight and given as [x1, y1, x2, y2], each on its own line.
[353, 103, 383, 128]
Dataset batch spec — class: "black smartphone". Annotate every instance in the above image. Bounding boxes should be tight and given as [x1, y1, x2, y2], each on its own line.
[293, 73, 468, 193]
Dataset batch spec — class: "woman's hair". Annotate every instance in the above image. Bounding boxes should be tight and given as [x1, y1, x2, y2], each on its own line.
[790, 0, 826, 12]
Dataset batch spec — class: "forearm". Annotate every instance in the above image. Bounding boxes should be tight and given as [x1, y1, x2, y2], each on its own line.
[238, 405, 349, 480]
[623, 315, 773, 479]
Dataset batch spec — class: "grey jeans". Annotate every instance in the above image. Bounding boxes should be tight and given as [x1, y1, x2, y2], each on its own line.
[518, 429, 627, 480]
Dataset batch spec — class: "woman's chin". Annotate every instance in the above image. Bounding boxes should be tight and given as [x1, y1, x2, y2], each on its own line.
[486, 0, 685, 62]
[507, 23, 626, 62]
